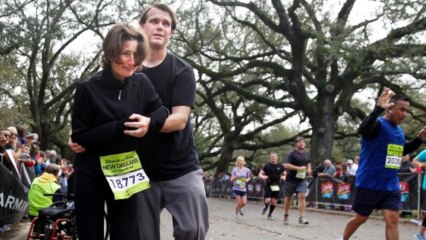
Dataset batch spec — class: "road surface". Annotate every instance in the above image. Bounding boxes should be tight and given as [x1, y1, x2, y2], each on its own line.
[3, 197, 420, 240]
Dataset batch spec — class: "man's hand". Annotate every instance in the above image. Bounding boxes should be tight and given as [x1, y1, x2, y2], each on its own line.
[68, 137, 86, 153]
[417, 126, 426, 142]
[298, 165, 307, 171]
[377, 88, 395, 109]
[124, 114, 151, 138]
[260, 175, 268, 181]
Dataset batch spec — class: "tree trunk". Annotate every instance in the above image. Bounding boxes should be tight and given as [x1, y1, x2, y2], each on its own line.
[216, 143, 234, 174]
[308, 98, 337, 168]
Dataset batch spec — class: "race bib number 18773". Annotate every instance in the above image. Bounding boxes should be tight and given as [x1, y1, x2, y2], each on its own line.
[100, 151, 150, 200]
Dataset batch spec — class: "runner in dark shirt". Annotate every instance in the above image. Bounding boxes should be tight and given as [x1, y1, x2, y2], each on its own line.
[259, 152, 286, 220]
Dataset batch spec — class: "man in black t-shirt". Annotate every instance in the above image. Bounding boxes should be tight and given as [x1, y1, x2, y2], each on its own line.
[283, 136, 312, 225]
[259, 152, 286, 220]
[133, 3, 208, 240]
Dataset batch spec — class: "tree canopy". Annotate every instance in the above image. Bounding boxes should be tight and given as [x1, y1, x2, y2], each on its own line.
[173, 0, 426, 169]
[1, 0, 425, 170]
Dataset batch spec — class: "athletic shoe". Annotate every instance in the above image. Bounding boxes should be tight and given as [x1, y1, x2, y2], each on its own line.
[335, 238, 343, 240]
[268, 215, 274, 221]
[283, 214, 289, 225]
[299, 216, 309, 224]
[414, 233, 425, 240]
[240, 207, 244, 216]
[235, 215, 240, 221]
[261, 207, 267, 215]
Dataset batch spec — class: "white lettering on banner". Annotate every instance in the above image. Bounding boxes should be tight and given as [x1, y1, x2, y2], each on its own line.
[0, 193, 29, 212]
[5, 194, 13, 209]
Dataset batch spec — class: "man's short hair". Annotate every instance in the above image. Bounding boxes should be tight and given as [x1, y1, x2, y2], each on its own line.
[45, 164, 60, 176]
[389, 94, 409, 104]
[294, 136, 304, 143]
[139, 3, 177, 31]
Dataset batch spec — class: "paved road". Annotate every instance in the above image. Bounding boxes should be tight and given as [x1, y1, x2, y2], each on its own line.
[162, 198, 419, 240]
[3, 197, 420, 240]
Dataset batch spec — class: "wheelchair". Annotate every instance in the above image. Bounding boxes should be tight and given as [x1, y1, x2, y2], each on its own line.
[26, 194, 110, 240]
[26, 173, 109, 240]
[26, 193, 78, 240]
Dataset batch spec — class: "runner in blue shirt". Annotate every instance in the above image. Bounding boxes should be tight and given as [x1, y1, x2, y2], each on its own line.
[338, 88, 426, 240]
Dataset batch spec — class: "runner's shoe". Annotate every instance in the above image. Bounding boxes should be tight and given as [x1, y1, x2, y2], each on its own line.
[299, 216, 309, 224]
[268, 214, 274, 221]
[234, 215, 240, 221]
[261, 207, 267, 215]
[240, 207, 244, 216]
[283, 214, 289, 225]
[414, 233, 425, 240]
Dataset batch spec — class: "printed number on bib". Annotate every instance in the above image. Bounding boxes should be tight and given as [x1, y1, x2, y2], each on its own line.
[270, 185, 280, 192]
[385, 144, 403, 169]
[100, 151, 150, 200]
[296, 169, 306, 179]
[236, 177, 246, 189]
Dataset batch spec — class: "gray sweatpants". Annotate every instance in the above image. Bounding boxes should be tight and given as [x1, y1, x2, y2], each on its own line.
[136, 169, 209, 240]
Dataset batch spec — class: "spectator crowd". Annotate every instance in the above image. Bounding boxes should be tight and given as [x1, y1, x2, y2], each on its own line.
[0, 125, 74, 234]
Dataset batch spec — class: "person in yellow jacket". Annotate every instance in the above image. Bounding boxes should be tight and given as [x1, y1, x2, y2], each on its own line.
[28, 163, 62, 218]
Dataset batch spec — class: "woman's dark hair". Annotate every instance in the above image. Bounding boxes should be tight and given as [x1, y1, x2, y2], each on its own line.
[101, 23, 147, 70]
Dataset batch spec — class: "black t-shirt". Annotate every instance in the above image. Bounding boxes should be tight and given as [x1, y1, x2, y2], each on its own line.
[284, 150, 310, 182]
[140, 52, 200, 181]
[262, 163, 285, 186]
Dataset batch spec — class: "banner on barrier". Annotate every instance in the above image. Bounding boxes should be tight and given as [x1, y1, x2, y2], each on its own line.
[0, 164, 29, 225]
[204, 173, 424, 212]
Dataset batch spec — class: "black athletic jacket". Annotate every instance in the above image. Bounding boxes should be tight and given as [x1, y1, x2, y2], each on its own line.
[71, 67, 168, 176]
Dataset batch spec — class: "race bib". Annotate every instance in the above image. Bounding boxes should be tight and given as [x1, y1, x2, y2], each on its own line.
[385, 144, 403, 169]
[270, 185, 280, 192]
[236, 177, 246, 189]
[296, 169, 306, 179]
[100, 151, 150, 200]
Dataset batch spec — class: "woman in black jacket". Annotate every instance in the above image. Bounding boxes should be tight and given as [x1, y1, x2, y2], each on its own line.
[71, 23, 168, 240]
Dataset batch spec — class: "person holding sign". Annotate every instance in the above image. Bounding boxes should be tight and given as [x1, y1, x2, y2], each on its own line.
[338, 88, 426, 240]
[283, 136, 311, 225]
[230, 156, 251, 221]
[71, 23, 168, 240]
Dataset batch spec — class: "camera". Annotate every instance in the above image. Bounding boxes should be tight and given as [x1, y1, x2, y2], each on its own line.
[31, 142, 39, 148]
[19, 153, 31, 160]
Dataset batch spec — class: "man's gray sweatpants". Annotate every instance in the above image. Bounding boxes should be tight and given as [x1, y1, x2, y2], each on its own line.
[136, 169, 209, 240]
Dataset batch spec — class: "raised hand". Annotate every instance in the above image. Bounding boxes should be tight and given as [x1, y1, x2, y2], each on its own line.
[377, 88, 395, 109]
[416, 126, 426, 142]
